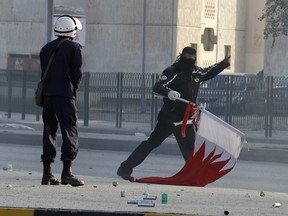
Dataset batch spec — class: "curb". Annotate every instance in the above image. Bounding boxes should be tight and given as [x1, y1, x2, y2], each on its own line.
[0, 208, 194, 216]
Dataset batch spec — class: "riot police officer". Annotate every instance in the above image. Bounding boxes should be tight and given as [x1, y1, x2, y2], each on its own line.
[40, 15, 84, 186]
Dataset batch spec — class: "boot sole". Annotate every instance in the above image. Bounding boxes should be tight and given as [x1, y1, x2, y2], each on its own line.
[117, 175, 135, 182]
[117, 170, 134, 181]
[41, 181, 61, 185]
[61, 181, 85, 187]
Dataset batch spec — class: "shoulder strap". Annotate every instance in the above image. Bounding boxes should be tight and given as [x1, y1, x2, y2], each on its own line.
[41, 38, 69, 81]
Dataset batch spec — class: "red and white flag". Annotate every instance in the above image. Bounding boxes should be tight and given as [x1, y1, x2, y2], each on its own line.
[135, 108, 246, 186]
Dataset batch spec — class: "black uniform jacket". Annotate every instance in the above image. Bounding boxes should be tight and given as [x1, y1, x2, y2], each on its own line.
[40, 37, 83, 99]
[153, 60, 230, 123]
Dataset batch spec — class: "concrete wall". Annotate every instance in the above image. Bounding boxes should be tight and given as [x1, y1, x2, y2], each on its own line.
[200, 0, 264, 74]
[175, 0, 202, 53]
[54, 0, 177, 74]
[0, 0, 266, 75]
[0, 0, 45, 69]
[244, 0, 265, 74]
[264, 36, 288, 77]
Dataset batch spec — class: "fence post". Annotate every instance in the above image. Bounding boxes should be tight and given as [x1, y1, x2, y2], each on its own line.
[224, 76, 230, 123]
[21, 70, 27, 120]
[7, 70, 12, 119]
[228, 76, 233, 124]
[36, 109, 41, 121]
[265, 76, 273, 137]
[116, 72, 123, 128]
[264, 76, 269, 137]
[269, 77, 273, 137]
[140, 73, 147, 113]
[83, 72, 90, 126]
[150, 73, 155, 130]
[152, 73, 159, 130]
[36, 71, 41, 122]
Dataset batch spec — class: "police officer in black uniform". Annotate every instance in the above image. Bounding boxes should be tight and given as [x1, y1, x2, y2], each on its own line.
[117, 46, 231, 180]
[40, 15, 84, 186]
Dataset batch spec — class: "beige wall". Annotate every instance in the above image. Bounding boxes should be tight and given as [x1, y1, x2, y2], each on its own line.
[176, 0, 202, 53]
[55, 0, 176, 73]
[0, 0, 44, 69]
[264, 36, 288, 77]
[244, 0, 265, 74]
[212, 0, 264, 74]
[0, 0, 265, 75]
[218, 0, 244, 72]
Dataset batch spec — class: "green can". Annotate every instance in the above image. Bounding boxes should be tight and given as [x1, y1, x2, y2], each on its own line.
[161, 193, 168, 204]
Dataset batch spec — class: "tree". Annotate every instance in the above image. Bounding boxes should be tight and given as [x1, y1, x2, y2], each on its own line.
[259, 0, 288, 47]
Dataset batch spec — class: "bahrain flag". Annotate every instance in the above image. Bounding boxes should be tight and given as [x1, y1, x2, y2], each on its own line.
[134, 109, 246, 186]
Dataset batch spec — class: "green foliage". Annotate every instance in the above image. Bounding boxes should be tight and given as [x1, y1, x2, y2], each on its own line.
[259, 0, 288, 47]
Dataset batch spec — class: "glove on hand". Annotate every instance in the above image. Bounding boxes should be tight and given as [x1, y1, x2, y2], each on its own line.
[168, 90, 181, 101]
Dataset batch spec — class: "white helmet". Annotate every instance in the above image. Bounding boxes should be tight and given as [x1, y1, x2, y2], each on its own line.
[54, 15, 83, 39]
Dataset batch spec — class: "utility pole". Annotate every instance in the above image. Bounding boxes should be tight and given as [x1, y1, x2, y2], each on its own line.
[45, 0, 54, 43]
[140, 0, 147, 113]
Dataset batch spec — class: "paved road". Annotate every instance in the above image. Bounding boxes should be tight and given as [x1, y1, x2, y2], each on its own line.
[0, 144, 288, 216]
[0, 121, 288, 164]
[0, 143, 287, 193]
[0, 119, 288, 215]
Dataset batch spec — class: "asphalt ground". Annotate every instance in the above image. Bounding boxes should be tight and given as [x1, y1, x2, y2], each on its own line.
[0, 118, 288, 164]
[0, 170, 288, 216]
[0, 117, 288, 215]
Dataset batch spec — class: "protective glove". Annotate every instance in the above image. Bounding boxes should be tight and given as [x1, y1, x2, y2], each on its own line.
[168, 90, 181, 101]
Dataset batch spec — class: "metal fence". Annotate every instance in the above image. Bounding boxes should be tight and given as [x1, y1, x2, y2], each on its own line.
[0, 69, 287, 136]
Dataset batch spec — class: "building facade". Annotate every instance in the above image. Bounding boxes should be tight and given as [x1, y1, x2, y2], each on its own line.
[264, 36, 288, 77]
[0, 0, 265, 74]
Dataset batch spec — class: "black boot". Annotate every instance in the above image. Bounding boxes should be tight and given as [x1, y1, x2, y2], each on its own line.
[61, 160, 84, 187]
[41, 162, 61, 185]
[117, 163, 134, 181]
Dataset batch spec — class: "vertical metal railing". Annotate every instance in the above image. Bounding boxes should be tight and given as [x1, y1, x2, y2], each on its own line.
[7, 70, 12, 119]
[1, 69, 288, 136]
[83, 72, 90, 126]
[116, 72, 123, 128]
[265, 76, 273, 137]
[228, 76, 233, 124]
[36, 71, 42, 122]
[21, 70, 27, 120]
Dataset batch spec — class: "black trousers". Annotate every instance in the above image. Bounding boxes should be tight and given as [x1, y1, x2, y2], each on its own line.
[120, 120, 195, 171]
[41, 96, 78, 163]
